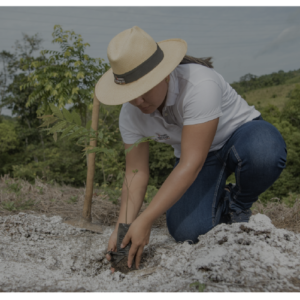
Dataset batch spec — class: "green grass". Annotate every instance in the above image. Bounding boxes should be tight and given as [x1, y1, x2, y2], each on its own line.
[189, 281, 206, 292]
[66, 195, 78, 204]
[1, 198, 36, 211]
[244, 82, 299, 111]
[5, 181, 22, 195]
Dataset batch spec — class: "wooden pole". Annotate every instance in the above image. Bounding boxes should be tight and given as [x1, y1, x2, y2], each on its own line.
[82, 91, 100, 221]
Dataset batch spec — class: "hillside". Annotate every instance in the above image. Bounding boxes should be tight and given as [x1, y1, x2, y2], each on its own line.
[243, 80, 300, 110]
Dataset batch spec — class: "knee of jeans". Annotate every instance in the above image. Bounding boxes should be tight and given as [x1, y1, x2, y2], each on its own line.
[256, 144, 287, 171]
[167, 215, 212, 243]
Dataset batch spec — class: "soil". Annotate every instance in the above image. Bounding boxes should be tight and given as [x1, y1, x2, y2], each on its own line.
[109, 223, 137, 274]
[0, 212, 300, 292]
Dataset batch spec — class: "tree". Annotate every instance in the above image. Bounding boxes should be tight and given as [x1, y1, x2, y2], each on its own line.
[23, 25, 109, 126]
[0, 50, 14, 114]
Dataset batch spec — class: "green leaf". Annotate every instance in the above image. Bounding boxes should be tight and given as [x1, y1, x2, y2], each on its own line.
[125, 136, 155, 155]
[62, 108, 73, 123]
[71, 110, 81, 126]
[59, 124, 75, 140]
[49, 121, 67, 133]
[86, 120, 92, 130]
[49, 104, 64, 119]
[53, 132, 58, 142]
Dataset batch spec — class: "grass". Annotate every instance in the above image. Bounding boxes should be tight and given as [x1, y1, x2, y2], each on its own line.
[67, 195, 78, 204]
[244, 82, 299, 111]
[189, 281, 206, 292]
[0, 175, 166, 228]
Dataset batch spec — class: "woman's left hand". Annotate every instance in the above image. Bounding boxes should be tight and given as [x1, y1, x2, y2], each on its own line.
[121, 215, 152, 270]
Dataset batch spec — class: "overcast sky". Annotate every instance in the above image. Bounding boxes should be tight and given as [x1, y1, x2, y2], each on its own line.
[1, 5, 300, 116]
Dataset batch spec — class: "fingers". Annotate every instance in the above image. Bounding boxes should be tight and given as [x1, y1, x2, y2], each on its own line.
[110, 267, 115, 273]
[127, 244, 138, 268]
[106, 246, 116, 261]
[135, 246, 144, 270]
[121, 234, 129, 249]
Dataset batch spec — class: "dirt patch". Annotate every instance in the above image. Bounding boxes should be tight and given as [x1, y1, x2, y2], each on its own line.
[0, 213, 300, 292]
[0, 175, 166, 228]
[252, 199, 300, 233]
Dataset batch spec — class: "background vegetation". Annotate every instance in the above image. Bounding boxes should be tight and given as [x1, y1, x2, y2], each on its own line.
[1, 25, 300, 207]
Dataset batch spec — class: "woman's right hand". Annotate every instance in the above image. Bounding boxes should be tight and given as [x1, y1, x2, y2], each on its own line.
[106, 228, 118, 273]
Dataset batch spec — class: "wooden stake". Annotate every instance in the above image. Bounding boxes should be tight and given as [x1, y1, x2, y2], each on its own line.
[82, 90, 100, 222]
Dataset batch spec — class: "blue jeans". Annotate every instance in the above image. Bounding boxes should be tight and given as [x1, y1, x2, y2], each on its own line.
[166, 116, 287, 243]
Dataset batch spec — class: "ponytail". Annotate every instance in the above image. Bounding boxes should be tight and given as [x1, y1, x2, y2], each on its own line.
[180, 55, 213, 69]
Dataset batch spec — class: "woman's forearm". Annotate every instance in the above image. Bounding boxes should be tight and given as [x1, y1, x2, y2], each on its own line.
[115, 171, 149, 228]
[141, 162, 201, 225]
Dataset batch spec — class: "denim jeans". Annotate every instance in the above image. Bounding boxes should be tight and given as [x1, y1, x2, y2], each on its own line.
[166, 116, 287, 243]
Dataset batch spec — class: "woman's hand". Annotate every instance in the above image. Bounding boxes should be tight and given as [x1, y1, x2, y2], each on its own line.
[106, 229, 118, 273]
[121, 216, 152, 270]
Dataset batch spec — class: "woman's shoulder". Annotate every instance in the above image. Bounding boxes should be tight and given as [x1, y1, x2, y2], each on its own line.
[175, 64, 223, 87]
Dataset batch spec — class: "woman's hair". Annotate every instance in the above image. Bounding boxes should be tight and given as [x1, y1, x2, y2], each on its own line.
[180, 55, 213, 69]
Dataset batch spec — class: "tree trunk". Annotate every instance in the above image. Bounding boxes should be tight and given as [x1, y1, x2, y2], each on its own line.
[82, 92, 100, 222]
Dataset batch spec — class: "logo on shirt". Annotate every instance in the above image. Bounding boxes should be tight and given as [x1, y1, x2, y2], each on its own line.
[154, 133, 171, 142]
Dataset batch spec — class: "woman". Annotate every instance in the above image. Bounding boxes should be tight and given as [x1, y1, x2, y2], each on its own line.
[95, 26, 287, 272]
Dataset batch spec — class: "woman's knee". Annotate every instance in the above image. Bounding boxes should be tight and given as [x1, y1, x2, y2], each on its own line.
[234, 121, 287, 172]
[166, 211, 212, 243]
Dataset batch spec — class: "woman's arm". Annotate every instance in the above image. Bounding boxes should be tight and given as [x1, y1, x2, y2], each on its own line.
[110, 141, 150, 232]
[121, 118, 219, 269]
[118, 141, 149, 223]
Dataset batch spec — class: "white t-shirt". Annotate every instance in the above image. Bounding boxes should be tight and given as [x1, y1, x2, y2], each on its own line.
[119, 64, 260, 158]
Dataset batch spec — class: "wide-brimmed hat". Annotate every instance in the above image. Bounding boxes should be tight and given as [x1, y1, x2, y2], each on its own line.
[95, 26, 187, 105]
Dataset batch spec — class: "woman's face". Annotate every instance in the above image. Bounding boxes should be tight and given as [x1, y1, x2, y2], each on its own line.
[129, 76, 170, 114]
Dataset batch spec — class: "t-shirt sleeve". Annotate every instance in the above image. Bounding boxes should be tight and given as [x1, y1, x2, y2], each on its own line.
[119, 104, 144, 144]
[183, 80, 223, 126]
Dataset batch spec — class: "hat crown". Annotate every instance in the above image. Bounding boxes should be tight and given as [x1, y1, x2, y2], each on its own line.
[107, 26, 158, 75]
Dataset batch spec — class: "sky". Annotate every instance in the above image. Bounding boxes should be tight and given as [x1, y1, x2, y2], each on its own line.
[1, 4, 300, 116]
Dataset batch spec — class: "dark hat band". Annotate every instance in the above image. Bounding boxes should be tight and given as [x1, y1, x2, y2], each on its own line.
[113, 43, 164, 85]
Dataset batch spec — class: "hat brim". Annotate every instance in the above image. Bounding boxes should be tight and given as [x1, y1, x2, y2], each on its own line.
[95, 39, 187, 105]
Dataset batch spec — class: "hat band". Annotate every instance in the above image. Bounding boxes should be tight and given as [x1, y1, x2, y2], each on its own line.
[113, 43, 164, 85]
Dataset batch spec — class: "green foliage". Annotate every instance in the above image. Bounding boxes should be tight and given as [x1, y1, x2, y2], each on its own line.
[2, 201, 17, 211]
[99, 184, 122, 205]
[281, 84, 300, 129]
[144, 185, 158, 204]
[148, 141, 176, 187]
[0, 120, 19, 153]
[5, 181, 22, 194]
[231, 69, 300, 95]
[189, 281, 206, 292]
[1, 199, 36, 212]
[23, 25, 109, 126]
[67, 195, 78, 204]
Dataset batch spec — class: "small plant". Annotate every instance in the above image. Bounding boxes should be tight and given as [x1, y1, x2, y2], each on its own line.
[6, 181, 22, 195]
[2, 201, 17, 211]
[36, 186, 44, 195]
[271, 94, 277, 98]
[67, 195, 78, 204]
[144, 185, 158, 204]
[189, 281, 206, 292]
[18, 199, 35, 210]
[99, 184, 122, 205]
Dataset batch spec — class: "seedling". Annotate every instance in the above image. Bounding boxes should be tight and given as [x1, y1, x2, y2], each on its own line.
[36, 187, 44, 195]
[2, 201, 17, 211]
[189, 281, 206, 292]
[67, 196, 78, 204]
[5, 182, 22, 195]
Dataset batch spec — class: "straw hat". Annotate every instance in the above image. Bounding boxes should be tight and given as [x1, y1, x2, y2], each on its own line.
[95, 26, 187, 105]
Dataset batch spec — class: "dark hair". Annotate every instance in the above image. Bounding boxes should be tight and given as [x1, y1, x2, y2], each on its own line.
[180, 55, 213, 69]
